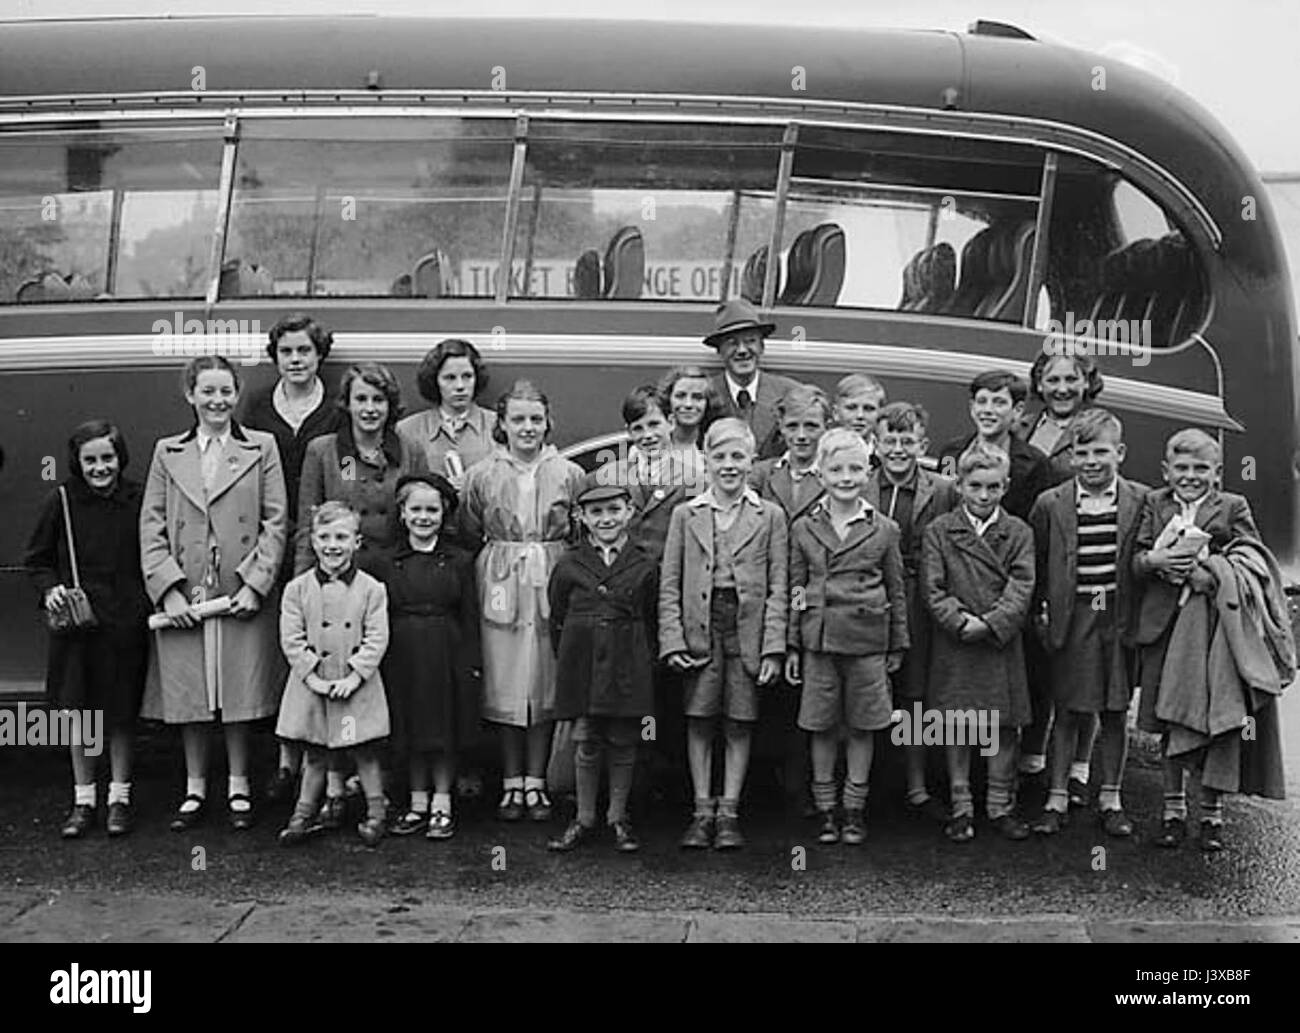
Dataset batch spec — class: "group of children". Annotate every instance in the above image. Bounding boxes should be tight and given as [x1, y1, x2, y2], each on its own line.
[31, 346, 1292, 857]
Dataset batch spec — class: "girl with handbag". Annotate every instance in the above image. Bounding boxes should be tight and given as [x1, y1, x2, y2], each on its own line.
[24, 420, 150, 838]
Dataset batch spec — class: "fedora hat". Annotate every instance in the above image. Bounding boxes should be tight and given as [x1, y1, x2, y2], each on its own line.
[703, 299, 777, 348]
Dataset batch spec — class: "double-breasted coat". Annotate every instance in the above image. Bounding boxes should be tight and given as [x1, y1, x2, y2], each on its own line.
[787, 502, 909, 656]
[658, 489, 789, 678]
[920, 508, 1036, 725]
[276, 565, 391, 749]
[139, 422, 287, 724]
[549, 540, 658, 721]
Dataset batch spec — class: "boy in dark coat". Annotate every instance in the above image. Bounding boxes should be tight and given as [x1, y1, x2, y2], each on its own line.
[546, 472, 658, 853]
[921, 441, 1036, 843]
[865, 401, 958, 822]
[1028, 408, 1149, 838]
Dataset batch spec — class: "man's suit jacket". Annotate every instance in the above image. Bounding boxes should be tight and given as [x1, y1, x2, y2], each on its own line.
[658, 490, 789, 677]
[1028, 476, 1149, 651]
[1131, 486, 1260, 645]
[709, 371, 802, 460]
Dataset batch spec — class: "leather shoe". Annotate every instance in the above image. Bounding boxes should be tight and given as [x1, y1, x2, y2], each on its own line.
[1200, 820, 1225, 852]
[228, 794, 255, 831]
[1067, 777, 1089, 808]
[1032, 809, 1067, 835]
[611, 820, 640, 853]
[991, 814, 1030, 841]
[547, 819, 595, 853]
[713, 814, 745, 850]
[679, 815, 713, 850]
[106, 801, 134, 837]
[1154, 817, 1186, 848]
[1100, 809, 1134, 838]
[60, 804, 95, 839]
[357, 816, 386, 847]
[169, 795, 206, 833]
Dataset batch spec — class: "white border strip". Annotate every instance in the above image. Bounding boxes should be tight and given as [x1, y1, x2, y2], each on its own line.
[0, 331, 1238, 429]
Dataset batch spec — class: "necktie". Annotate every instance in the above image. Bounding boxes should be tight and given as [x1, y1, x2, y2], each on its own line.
[201, 437, 221, 494]
[736, 388, 753, 417]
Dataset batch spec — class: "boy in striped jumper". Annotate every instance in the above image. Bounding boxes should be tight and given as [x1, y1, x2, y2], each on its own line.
[1028, 409, 1149, 836]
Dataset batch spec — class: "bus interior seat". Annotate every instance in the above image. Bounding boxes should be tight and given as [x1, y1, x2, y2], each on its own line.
[603, 226, 645, 299]
[219, 259, 274, 298]
[978, 221, 1036, 320]
[779, 223, 845, 306]
[15, 271, 95, 302]
[898, 242, 957, 312]
[390, 272, 413, 297]
[574, 248, 602, 299]
[740, 244, 777, 304]
[1084, 233, 1199, 347]
[944, 225, 997, 316]
[412, 250, 451, 298]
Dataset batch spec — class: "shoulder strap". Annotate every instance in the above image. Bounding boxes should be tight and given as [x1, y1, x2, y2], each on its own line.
[58, 485, 82, 590]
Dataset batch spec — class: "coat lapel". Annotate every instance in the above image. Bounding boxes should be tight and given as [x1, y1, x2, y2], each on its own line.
[1052, 484, 1078, 584]
[729, 497, 765, 556]
[948, 514, 1008, 576]
[685, 501, 714, 559]
[1194, 491, 1224, 532]
[159, 437, 208, 513]
[768, 464, 796, 517]
[206, 436, 261, 506]
[1117, 478, 1140, 546]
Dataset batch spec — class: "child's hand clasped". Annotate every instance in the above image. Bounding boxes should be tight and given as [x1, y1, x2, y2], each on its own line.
[885, 652, 904, 674]
[757, 656, 782, 686]
[784, 653, 801, 685]
[328, 672, 362, 699]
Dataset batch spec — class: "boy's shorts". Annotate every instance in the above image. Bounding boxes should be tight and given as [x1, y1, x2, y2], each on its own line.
[682, 589, 759, 722]
[573, 715, 641, 747]
[798, 651, 892, 733]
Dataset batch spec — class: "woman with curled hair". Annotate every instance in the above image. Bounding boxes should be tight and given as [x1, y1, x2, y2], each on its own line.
[397, 338, 497, 491]
[1018, 349, 1105, 483]
[294, 362, 425, 577]
[26, 419, 151, 838]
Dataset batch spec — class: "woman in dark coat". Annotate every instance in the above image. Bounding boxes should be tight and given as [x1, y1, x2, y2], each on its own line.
[25, 420, 150, 838]
[381, 473, 481, 840]
[240, 313, 345, 803]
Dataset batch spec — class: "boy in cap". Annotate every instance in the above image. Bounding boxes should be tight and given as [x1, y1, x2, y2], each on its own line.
[704, 299, 800, 460]
[660, 417, 789, 850]
[547, 471, 659, 853]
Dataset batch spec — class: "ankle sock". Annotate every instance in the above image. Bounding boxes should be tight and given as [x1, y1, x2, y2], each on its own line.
[431, 792, 452, 816]
[1045, 788, 1069, 813]
[181, 777, 206, 812]
[1201, 793, 1224, 826]
[950, 782, 974, 819]
[692, 796, 715, 820]
[717, 796, 739, 819]
[502, 775, 524, 795]
[366, 795, 386, 822]
[228, 775, 251, 811]
[1098, 785, 1122, 812]
[108, 781, 131, 806]
[523, 775, 546, 793]
[811, 779, 838, 813]
[1018, 753, 1046, 776]
[842, 780, 869, 813]
[1069, 761, 1090, 785]
[1162, 791, 1188, 822]
[410, 790, 430, 814]
[74, 783, 96, 808]
[906, 787, 931, 807]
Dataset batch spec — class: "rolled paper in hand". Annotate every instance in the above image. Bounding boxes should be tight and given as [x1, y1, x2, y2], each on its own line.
[147, 595, 233, 630]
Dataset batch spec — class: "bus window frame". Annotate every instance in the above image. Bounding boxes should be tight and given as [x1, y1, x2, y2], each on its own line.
[0, 98, 1223, 322]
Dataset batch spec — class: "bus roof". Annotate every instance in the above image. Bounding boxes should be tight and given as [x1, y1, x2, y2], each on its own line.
[0, 15, 1277, 267]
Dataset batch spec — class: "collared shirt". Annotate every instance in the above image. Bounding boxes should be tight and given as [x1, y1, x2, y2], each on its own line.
[725, 371, 760, 414]
[196, 427, 231, 494]
[590, 535, 627, 567]
[196, 427, 231, 454]
[314, 562, 358, 586]
[698, 486, 761, 533]
[1075, 477, 1119, 515]
[272, 378, 324, 434]
[828, 496, 872, 540]
[1176, 492, 1208, 523]
[409, 535, 439, 554]
[780, 452, 820, 483]
[964, 505, 1001, 537]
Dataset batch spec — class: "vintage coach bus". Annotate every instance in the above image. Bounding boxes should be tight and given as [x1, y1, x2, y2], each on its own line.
[0, 15, 1295, 697]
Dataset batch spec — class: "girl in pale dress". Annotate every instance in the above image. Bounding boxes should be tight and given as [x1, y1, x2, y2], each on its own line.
[460, 381, 583, 822]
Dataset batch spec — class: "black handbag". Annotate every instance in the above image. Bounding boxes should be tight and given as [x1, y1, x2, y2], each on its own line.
[45, 486, 98, 634]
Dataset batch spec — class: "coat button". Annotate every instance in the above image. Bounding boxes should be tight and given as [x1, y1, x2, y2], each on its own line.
[322, 620, 331, 627]
[321, 651, 330, 657]
[241, 535, 251, 545]
[344, 621, 352, 628]
[597, 585, 608, 596]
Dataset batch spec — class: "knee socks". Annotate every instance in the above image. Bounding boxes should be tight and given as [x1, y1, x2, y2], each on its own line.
[606, 744, 636, 825]
[575, 742, 602, 827]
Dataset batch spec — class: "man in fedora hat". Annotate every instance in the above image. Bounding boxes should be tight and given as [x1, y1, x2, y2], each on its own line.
[704, 299, 801, 460]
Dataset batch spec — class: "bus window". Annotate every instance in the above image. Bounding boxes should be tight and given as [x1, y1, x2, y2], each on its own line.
[510, 121, 783, 301]
[0, 126, 222, 303]
[224, 118, 515, 298]
[1045, 155, 1207, 349]
[783, 127, 1042, 319]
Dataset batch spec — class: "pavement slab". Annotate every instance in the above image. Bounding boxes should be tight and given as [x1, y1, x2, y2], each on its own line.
[687, 913, 859, 942]
[3, 891, 251, 943]
[1086, 920, 1300, 944]
[870, 914, 1091, 943]
[226, 900, 473, 943]
[457, 909, 688, 943]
